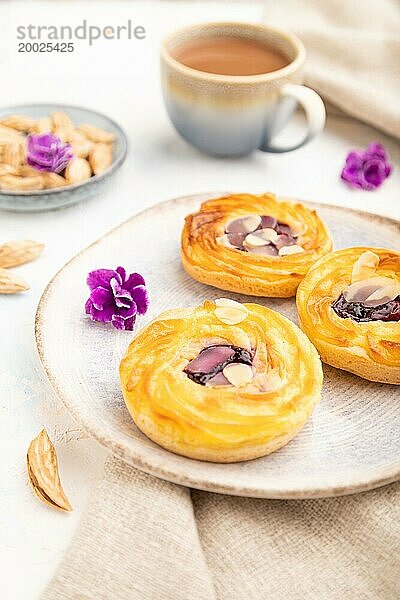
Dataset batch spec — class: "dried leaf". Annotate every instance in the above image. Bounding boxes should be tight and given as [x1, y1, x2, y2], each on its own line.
[0, 240, 44, 268]
[27, 429, 73, 512]
[0, 267, 30, 293]
[89, 143, 113, 175]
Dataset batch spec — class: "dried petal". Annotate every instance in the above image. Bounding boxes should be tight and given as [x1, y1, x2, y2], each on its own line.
[27, 429, 72, 512]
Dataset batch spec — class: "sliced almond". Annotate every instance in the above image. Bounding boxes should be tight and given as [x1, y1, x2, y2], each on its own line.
[343, 276, 394, 303]
[223, 363, 254, 386]
[27, 429, 73, 512]
[0, 174, 44, 191]
[278, 244, 305, 256]
[0, 267, 29, 293]
[364, 283, 400, 307]
[0, 240, 44, 268]
[244, 228, 278, 247]
[89, 143, 113, 175]
[0, 114, 36, 132]
[64, 157, 91, 184]
[226, 215, 261, 234]
[78, 124, 115, 144]
[351, 251, 380, 283]
[214, 298, 248, 325]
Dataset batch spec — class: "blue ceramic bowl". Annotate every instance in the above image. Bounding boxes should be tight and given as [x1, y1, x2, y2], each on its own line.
[0, 103, 128, 212]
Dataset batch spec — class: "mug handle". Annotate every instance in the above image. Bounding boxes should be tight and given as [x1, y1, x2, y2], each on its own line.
[261, 84, 326, 153]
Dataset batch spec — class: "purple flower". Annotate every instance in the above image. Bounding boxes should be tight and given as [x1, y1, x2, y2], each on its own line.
[26, 133, 73, 173]
[85, 267, 149, 331]
[341, 142, 392, 191]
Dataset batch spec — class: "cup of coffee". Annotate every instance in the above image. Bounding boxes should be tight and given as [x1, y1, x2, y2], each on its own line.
[161, 22, 325, 155]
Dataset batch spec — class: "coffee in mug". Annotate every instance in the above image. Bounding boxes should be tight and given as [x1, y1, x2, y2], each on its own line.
[172, 36, 290, 76]
[161, 22, 326, 156]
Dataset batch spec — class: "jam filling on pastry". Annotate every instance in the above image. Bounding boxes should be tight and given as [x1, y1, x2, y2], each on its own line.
[331, 293, 400, 323]
[223, 215, 304, 257]
[184, 344, 253, 386]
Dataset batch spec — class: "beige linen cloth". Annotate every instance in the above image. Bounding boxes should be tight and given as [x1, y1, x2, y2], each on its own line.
[263, 0, 400, 139]
[43, 2, 400, 598]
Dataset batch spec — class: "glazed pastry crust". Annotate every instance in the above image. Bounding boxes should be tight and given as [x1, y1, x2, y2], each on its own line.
[181, 193, 333, 297]
[120, 301, 323, 463]
[296, 247, 400, 384]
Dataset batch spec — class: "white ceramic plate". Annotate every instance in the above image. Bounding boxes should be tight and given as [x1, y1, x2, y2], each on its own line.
[35, 193, 400, 498]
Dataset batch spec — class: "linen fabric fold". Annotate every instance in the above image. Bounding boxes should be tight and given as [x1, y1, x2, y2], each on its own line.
[43, 455, 400, 600]
[263, 0, 400, 139]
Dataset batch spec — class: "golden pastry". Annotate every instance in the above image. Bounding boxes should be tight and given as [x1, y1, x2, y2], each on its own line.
[181, 193, 332, 297]
[297, 247, 400, 384]
[120, 298, 323, 462]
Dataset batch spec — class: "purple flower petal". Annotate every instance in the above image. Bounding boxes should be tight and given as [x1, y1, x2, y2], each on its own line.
[125, 272, 146, 290]
[131, 284, 149, 315]
[90, 286, 112, 310]
[341, 142, 392, 191]
[26, 133, 73, 174]
[84, 266, 149, 329]
[87, 269, 117, 290]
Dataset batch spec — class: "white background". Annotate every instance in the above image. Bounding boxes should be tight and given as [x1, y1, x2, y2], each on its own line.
[1, 1, 399, 598]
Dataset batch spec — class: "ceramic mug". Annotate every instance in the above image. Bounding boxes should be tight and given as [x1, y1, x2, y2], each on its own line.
[161, 22, 326, 156]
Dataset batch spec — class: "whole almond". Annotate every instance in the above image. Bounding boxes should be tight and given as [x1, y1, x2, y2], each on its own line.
[30, 117, 52, 134]
[41, 172, 67, 189]
[3, 140, 26, 168]
[89, 143, 113, 175]
[64, 157, 91, 184]
[0, 240, 44, 268]
[0, 124, 22, 142]
[51, 111, 74, 132]
[1, 114, 36, 132]
[78, 124, 115, 144]
[69, 131, 93, 158]
[18, 165, 41, 177]
[0, 164, 18, 177]
[0, 174, 44, 191]
[0, 268, 29, 293]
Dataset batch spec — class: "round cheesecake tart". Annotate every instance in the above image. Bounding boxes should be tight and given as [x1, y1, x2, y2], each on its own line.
[297, 247, 400, 384]
[181, 193, 333, 297]
[119, 299, 323, 462]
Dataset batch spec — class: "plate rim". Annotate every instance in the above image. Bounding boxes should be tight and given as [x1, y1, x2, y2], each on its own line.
[35, 192, 400, 499]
